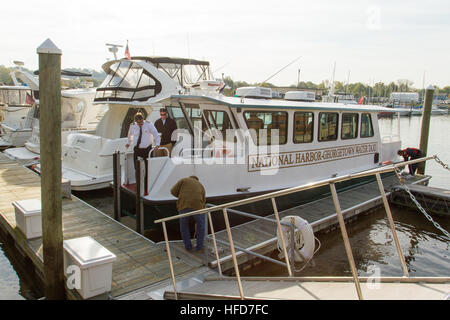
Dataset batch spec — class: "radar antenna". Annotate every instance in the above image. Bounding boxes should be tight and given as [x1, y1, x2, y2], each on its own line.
[105, 43, 123, 60]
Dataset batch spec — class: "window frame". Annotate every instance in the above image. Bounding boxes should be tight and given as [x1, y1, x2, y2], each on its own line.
[318, 112, 339, 142]
[94, 62, 161, 102]
[341, 112, 359, 140]
[360, 113, 375, 138]
[293, 111, 314, 144]
[243, 110, 289, 146]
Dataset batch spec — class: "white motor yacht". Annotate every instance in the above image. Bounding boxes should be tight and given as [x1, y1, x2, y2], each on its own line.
[0, 85, 38, 149]
[3, 69, 108, 161]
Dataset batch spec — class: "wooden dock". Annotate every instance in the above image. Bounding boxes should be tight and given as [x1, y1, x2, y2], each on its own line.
[1, 151, 443, 300]
[167, 174, 431, 273]
[0, 153, 204, 299]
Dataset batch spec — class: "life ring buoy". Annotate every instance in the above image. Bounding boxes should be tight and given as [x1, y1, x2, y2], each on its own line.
[277, 216, 315, 263]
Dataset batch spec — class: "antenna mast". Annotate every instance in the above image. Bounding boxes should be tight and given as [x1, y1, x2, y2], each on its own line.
[106, 43, 123, 60]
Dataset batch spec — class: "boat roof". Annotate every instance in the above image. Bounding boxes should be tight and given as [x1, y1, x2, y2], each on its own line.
[0, 85, 33, 91]
[128, 56, 210, 66]
[33, 69, 92, 77]
[167, 94, 396, 113]
[101, 56, 210, 72]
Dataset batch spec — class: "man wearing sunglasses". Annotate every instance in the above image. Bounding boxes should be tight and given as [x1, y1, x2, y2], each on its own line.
[126, 112, 160, 194]
[154, 108, 177, 157]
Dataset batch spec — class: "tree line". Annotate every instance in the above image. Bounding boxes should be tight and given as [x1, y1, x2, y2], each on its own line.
[223, 76, 450, 98]
[2, 64, 449, 98]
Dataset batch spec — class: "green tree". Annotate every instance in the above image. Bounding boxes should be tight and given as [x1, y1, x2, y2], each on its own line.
[0, 65, 13, 85]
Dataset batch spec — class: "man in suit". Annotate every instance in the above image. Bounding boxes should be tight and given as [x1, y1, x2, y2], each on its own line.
[154, 108, 177, 157]
[126, 112, 160, 194]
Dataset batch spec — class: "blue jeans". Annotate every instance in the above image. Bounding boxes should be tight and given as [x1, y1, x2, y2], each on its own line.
[179, 209, 206, 250]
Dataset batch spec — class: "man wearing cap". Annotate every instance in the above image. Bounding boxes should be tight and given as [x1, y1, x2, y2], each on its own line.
[154, 108, 178, 157]
[126, 112, 160, 194]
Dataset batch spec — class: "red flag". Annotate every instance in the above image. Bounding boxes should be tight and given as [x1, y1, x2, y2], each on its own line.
[358, 96, 364, 105]
[125, 41, 131, 60]
[25, 93, 35, 105]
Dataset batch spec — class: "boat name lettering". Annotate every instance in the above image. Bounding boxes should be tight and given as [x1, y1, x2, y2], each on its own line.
[249, 143, 377, 171]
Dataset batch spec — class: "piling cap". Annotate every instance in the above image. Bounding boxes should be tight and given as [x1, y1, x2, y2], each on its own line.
[426, 85, 435, 91]
[37, 38, 62, 55]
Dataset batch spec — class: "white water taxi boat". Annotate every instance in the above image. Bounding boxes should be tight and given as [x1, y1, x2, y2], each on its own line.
[62, 56, 404, 229]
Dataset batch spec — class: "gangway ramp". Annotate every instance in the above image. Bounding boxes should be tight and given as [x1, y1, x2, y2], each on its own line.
[164, 277, 450, 300]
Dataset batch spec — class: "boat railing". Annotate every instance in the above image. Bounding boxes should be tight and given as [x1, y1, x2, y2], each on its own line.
[156, 156, 437, 300]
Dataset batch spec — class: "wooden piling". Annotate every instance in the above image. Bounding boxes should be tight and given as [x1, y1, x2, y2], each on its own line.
[113, 151, 121, 222]
[37, 39, 65, 299]
[135, 157, 144, 234]
[418, 85, 434, 175]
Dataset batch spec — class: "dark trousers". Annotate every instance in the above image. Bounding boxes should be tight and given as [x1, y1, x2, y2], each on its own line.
[179, 208, 206, 251]
[408, 150, 423, 175]
[133, 145, 152, 194]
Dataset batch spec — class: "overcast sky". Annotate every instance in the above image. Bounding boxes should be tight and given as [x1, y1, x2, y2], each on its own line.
[1, 0, 449, 87]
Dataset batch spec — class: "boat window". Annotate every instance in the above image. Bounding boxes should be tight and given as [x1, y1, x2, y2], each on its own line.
[318, 112, 339, 142]
[109, 61, 132, 87]
[166, 106, 191, 131]
[94, 61, 161, 102]
[361, 113, 374, 138]
[294, 112, 314, 143]
[243, 111, 288, 145]
[166, 104, 208, 132]
[341, 113, 359, 140]
[204, 110, 233, 138]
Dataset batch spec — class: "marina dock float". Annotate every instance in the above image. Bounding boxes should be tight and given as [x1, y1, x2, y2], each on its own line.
[390, 184, 450, 216]
[0, 152, 204, 299]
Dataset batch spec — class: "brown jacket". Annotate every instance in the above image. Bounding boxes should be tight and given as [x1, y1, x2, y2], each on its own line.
[170, 177, 206, 212]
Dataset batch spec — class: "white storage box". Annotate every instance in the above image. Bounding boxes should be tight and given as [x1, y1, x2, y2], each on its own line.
[12, 199, 42, 239]
[63, 236, 116, 299]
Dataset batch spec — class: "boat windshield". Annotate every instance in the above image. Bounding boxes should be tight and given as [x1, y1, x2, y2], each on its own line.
[0, 88, 34, 106]
[94, 61, 161, 102]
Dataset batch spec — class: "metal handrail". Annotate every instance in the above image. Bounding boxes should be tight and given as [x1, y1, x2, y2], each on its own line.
[155, 156, 437, 300]
[149, 146, 169, 158]
[205, 205, 296, 274]
[154, 156, 436, 224]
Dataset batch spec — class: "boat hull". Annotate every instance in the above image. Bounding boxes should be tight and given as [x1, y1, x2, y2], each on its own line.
[119, 173, 394, 241]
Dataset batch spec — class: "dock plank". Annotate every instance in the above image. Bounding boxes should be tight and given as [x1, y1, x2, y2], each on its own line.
[0, 153, 202, 299]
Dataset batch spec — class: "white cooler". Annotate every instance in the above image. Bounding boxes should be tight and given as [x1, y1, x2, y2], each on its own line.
[12, 199, 42, 239]
[63, 236, 117, 299]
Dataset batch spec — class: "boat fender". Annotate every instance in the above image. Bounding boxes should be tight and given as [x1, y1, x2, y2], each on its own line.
[277, 216, 315, 263]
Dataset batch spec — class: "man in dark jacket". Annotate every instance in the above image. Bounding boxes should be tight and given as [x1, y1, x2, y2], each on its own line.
[170, 176, 206, 251]
[154, 108, 177, 157]
[398, 147, 423, 175]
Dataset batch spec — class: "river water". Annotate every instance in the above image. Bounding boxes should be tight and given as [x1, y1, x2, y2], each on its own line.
[0, 115, 449, 299]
